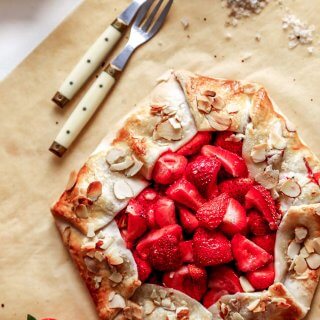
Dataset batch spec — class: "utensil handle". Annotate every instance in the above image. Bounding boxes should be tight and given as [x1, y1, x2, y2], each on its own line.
[50, 68, 118, 157]
[52, 23, 124, 108]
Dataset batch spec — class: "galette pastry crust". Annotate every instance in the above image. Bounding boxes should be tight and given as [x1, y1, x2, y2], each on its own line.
[51, 70, 320, 320]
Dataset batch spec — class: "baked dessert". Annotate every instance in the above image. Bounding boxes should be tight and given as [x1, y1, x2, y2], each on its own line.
[51, 70, 320, 320]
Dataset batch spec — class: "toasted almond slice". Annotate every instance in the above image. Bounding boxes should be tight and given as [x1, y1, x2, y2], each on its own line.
[75, 204, 89, 219]
[294, 255, 308, 274]
[306, 253, 320, 269]
[125, 156, 143, 177]
[280, 179, 302, 198]
[247, 299, 260, 311]
[305, 238, 315, 254]
[205, 112, 231, 131]
[144, 300, 156, 315]
[225, 133, 245, 142]
[201, 89, 216, 97]
[109, 271, 123, 283]
[106, 148, 126, 165]
[251, 143, 267, 163]
[109, 294, 126, 309]
[269, 131, 287, 150]
[110, 156, 134, 172]
[108, 291, 116, 302]
[197, 95, 212, 114]
[161, 297, 172, 309]
[87, 223, 95, 238]
[108, 253, 124, 266]
[155, 119, 183, 141]
[169, 117, 182, 129]
[299, 247, 310, 259]
[100, 237, 114, 250]
[313, 238, 320, 254]
[255, 167, 279, 189]
[87, 181, 102, 201]
[84, 257, 99, 273]
[239, 276, 255, 292]
[113, 180, 133, 200]
[65, 170, 77, 191]
[287, 240, 301, 259]
[211, 96, 226, 110]
[295, 226, 308, 243]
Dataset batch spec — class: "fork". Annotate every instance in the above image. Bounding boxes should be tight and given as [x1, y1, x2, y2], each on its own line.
[49, 0, 173, 157]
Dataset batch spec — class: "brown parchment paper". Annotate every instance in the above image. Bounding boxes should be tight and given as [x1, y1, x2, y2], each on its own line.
[1, 0, 320, 319]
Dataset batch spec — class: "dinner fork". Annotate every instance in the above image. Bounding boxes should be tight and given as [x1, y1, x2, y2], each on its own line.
[49, 0, 173, 157]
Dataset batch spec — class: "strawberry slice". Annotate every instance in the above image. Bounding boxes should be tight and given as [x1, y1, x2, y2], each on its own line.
[196, 193, 230, 230]
[185, 155, 221, 195]
[231, 234, 273, 272]
[218, 177, 254, 204]
[247, 209, 271, 236]
[126, 200, 148, 242]
[252, 234, 276, 255]
[245, 185, 280, 230]
[246, 262, 275, 290]
[163, 264, 207, 301]
[177, 132, 212, 156]
[206, 182, 220, 200]
[220, 198, 247, 236]
[154, 197, 177, 228]
[179, 240, 194, 263]
[133, 252, 152, 282]
[153, 152, 188, 185]
[203, 289, 228, 308]
[201, 145, 248, 178]
[193, 228, 233, 267]
[214, 131, 243, 156]
[179, 206, 199, 233]
[166, 178, 205, 211]
[136, 224, 182, 260]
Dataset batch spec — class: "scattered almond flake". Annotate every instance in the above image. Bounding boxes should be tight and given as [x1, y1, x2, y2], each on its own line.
[180, 17, 189, 29]
[110, 156, 134, 172]
[84, 256, 99, 273]
[282, 14, 315, 51]
[267, 149, 283, 166]
[94, 275, 102, 289]
[75, 204, 89, 219]
[295, 226, 308, 243]
[87, 223, 96, 238]
[294, 255, 308, 274]
[87, 181, 102, 201]
[205, 112, 231, 131]
[247, 299, 260, 311]
[65, 170, 77, 191]
[159, 290, 167, 299]
[255, 166, 279, 189]
[313, 238, 320, 254]
[161, 297, 172, 309]
[268, 131, 287, 150]
[109, 293, 126, 309]
[82, 241, 96, 250]
[100, 237, 114, 250]
[169, 117, 182, 129]
[225, 133, 245, 142]
[154, 119, 183, 141]
[113, 180, 134, 200]
[284, 119, 297, 132]
[94, 250, 105, 262]
[109, 271, 123, 283]
[108, 291, 116, 302]
[306, 253, 320, 269]
[125, 156, 143, 177]
[287, 240, 301, 260]
[299, 246, 310, 259]
[144, 300, 156, 315]
[304, 238, 315, 254]
[106, 148, 126, 165]
[231, 312, 244, 320]
[97, 231, 105, 239]
[108, 252, 124, 266]
[280, 178, 302, 198]
[197, 95, 212, 114]
[239, 276, 255, 292]
[250, 143, 267, 163]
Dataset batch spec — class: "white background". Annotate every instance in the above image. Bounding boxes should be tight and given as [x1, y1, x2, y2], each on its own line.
[0, 0, 83, 80]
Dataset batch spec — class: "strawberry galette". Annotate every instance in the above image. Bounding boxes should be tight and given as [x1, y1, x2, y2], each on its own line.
[52, 70, 320, 320]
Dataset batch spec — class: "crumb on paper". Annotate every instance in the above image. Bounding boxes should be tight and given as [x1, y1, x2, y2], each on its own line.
[255, 33, 262, 41]
[180, 17, 189, 30]
[241, 53, 252, 62]
[225, 32, 232, 40]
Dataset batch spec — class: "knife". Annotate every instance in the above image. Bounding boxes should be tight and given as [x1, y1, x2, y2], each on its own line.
[49, 0, 173, 157]
[52, 0, 146, 108]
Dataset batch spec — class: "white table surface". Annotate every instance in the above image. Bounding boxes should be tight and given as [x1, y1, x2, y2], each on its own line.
[0, 0, 83, 80]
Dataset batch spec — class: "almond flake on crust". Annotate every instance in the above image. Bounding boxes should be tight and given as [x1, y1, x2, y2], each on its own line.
[279, 178, 302, 198]
[225, 133, 245, 142]
[306, 253, 320, 269]
[144, 300, 156, 315]
[75, 204, 89, 219]
[247, 298, 261, 311]
[255, 165, 279, 189]
[113, 180, 134, 200]
[313, 237, 320, 254]
[87, 181, 102, 201]
[86, 222, 95, 238]
[125, 156, 143, 177]
[294, 255, 308, 274]
[106, 148, 126, 165]
[65, 170, 77, 191]
[230, 312, 245, 320]
[239, 276, 255, 292]
[109, 293, 126, 309]
[110, 156, 134, 172]
[84, 256, 99, 273]
[295, 226, 308, 243]
[287, 240, 301, 259]
[205, 112, 231, 131]
[109, 271, 123, 283]
[268, 131, 287, 150]
[154, 119, 183, 141]
[251, 143, 267, 163]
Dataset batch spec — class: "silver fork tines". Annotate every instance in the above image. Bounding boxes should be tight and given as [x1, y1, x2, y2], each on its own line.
[112, 0, 173, 71]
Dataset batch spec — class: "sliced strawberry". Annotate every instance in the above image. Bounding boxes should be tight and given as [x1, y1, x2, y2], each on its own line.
[166, 178, 205, 211]
[185, 155, 221, 195]
[252, 234, 276, 255]
[247, 209, 271, 236]
[214, 131, 243, 156]
[137, 188, 159, 203]
[196, 193, 230, 230]
[152, 152, 188, 185]
[245, 185, 280, 230]
[220, 198, 247, 236]
[179, 206, 199, 233]
[206, 182, 220, 200]
[177, 132, 212, 156]
[136, 224, 182, 260]
[163, 264, 207, 301]
[218, 178, 254, 204]
[148, 233, 182, 271]
[246, 262, 275, 290]
[202, 145, 248, 178]
[193, 228, 233, 267]
[179, 240, 194, 263]
[154, 197, 177, 228]
[231, 234, 273, 272]
[203, 289, 228, 308]
[133, 252, 152, 282]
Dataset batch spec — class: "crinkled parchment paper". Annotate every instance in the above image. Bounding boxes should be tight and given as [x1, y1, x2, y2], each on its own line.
[0, 0, 320, 319]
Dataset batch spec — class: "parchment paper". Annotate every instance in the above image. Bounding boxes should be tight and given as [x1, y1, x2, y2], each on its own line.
[1, 0, 320, 319]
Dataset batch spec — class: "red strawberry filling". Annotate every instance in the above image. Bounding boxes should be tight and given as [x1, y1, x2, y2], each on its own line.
[116, 131, 280, 308]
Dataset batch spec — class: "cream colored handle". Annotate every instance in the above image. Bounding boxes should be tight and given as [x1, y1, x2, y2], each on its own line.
[57, 25, 122, 101]
[55, 71, 116, 149]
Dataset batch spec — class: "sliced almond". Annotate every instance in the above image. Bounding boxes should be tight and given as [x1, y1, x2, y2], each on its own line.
[287, 240, 301, 259]
[231, 312, 245, 320]
[251, 143, 267, 163]
[267, 149, 283, 166]
[154, 119, 183, 141]
[109, 271, 123, 283]
[86, 223, 95, 238]
[211, 95, 226, 110]
[110, 156, 134, 172]
[294, 255, 308, 274]
[255, 167, 279, 189]
[100, 237, 114, 250]
[280, 179, 302, 198]
[201, 89, 216, 97]
[94, 250, 105, 262]
[305, 238, 315, 254]
[84, 257, 99, 273]
[239, 276, 255, 292]
[161, 297, 172, 309]
[299, 247, 310, 259]
[113, 180, 133, 200]
[247, 299, 260, 311]
[125, 156, 143, 177]
[108, 291, 116, 302]
[93, 275, 102, 289]
[106, 148, 126, 165]
[306, 253, 320, 269]
[226, 103, 240, 113]
[225, 133, 245, 142]
[269, 132, 287, 150]
[65, 170, 77, 191]
[313, 237, 320, 254]
[108, 253, 124, 266]
[87, 181, 102, 201]
[294, 226, 308, 243]
[144, 300, 156, 315]
[197, 95, 212, 114]
[75, 204, 89, 219]
[205, 112, 231, 131]
[169, 116, 182, 129]
[109, 294, 126, 309]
